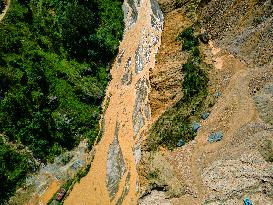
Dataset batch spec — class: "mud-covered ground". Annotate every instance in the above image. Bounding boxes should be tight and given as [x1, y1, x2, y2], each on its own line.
[63, 0, 164, 204]
[139, 0, 273, 204]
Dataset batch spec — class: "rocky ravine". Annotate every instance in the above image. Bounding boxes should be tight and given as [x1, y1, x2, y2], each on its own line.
[64, 0, 164, 204]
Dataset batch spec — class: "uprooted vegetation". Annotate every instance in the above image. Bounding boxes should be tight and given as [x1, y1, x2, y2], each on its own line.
[147, 26, 212, 150]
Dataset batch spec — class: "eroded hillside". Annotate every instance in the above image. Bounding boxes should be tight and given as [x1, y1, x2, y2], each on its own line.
[139, 0, 273, 204]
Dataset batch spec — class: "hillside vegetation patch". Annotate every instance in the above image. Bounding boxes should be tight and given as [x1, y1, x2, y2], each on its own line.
[147, 27, 210, 150]
[0, 0, 124, 202]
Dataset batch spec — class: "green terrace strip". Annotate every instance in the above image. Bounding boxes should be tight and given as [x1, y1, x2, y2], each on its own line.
[147, 26, 209, 151]
[0, 0, 124, 203]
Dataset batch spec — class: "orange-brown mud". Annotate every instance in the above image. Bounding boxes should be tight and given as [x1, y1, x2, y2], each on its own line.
[64, 0, 163, 204]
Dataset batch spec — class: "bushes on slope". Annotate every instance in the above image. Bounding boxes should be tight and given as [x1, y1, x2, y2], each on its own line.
[0, 0, 124, 202]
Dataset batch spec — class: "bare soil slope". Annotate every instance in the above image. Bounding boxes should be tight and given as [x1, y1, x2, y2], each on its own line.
[140, 0, 273, 204]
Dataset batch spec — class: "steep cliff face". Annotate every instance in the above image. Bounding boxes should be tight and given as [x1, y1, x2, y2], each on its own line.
[64, 0, 164, 204]
[139, 0, 273, 204]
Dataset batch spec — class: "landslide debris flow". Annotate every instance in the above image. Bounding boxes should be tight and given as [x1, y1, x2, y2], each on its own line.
[139, 0, 273, 204]
[64, 0, 164, 204]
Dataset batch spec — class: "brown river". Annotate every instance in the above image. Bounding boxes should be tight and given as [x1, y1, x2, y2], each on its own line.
[64, 0, 163, 204]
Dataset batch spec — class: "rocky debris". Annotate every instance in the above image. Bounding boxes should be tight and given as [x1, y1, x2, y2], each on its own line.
[150, 0, 164, 24]
[177, 139, 185, 147]
[144, 103, 151, 119]
[123, 0, 140, 30]
[116, 49, 125, 69]
[254, 83, 273, 125]
[208, 131, 223, 143]
[128, 0, 139, 23]
[138, 190, 171, 205]
[133, 109, 145, 135]
[135, 142, 142, 164]
[144, 45, 152, 64]
[150, 0, 164, 32]
[133, 78, 149, 135]
[202, 153, 273, 203]
[116, 172, 131, 205]
[192, 122, 201, 132]
[199, 0, 273, 67]
[106, 124, 126, 200]
[122, 2, 130, 25]
[152, 36, 159, 46]
[122, 57, 133, 85]
[199, 31, 209, 44]
[201, 112, 210, 120]
[135, 45, 144, 74]
[122, 71, 133, 85]
[125, 57, 132, 70]
[151, 0, 164, 31]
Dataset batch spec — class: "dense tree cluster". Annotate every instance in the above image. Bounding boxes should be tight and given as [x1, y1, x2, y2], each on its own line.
[0, 0, 124, 202]
[0, 0, 5, 13]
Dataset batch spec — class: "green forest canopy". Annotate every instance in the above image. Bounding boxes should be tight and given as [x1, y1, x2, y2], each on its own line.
[0, 0, 124, 202]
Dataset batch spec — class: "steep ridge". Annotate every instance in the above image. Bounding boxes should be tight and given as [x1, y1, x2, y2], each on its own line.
[64, 0, 164, 204]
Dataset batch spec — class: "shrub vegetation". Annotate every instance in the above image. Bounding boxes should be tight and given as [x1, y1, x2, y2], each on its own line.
[0, 0, 5, 12]
[148, 27, 209, 150]
[0, 0, 124, 202]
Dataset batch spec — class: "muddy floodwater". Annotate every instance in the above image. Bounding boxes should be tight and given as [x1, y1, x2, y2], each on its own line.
[64, 0, 164, 204]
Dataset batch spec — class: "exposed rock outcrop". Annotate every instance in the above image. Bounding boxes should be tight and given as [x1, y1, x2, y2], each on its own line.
[106, 124, 126, 200]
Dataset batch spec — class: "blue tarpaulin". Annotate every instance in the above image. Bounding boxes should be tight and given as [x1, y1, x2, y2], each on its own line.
[244, 198, 252, 205]
[208, 131, 223, 143]
[215, 91, 222, 97]
[177, 139, 185, 147]
[192, 122, 201, 132]
[201, 112, 210, 120]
